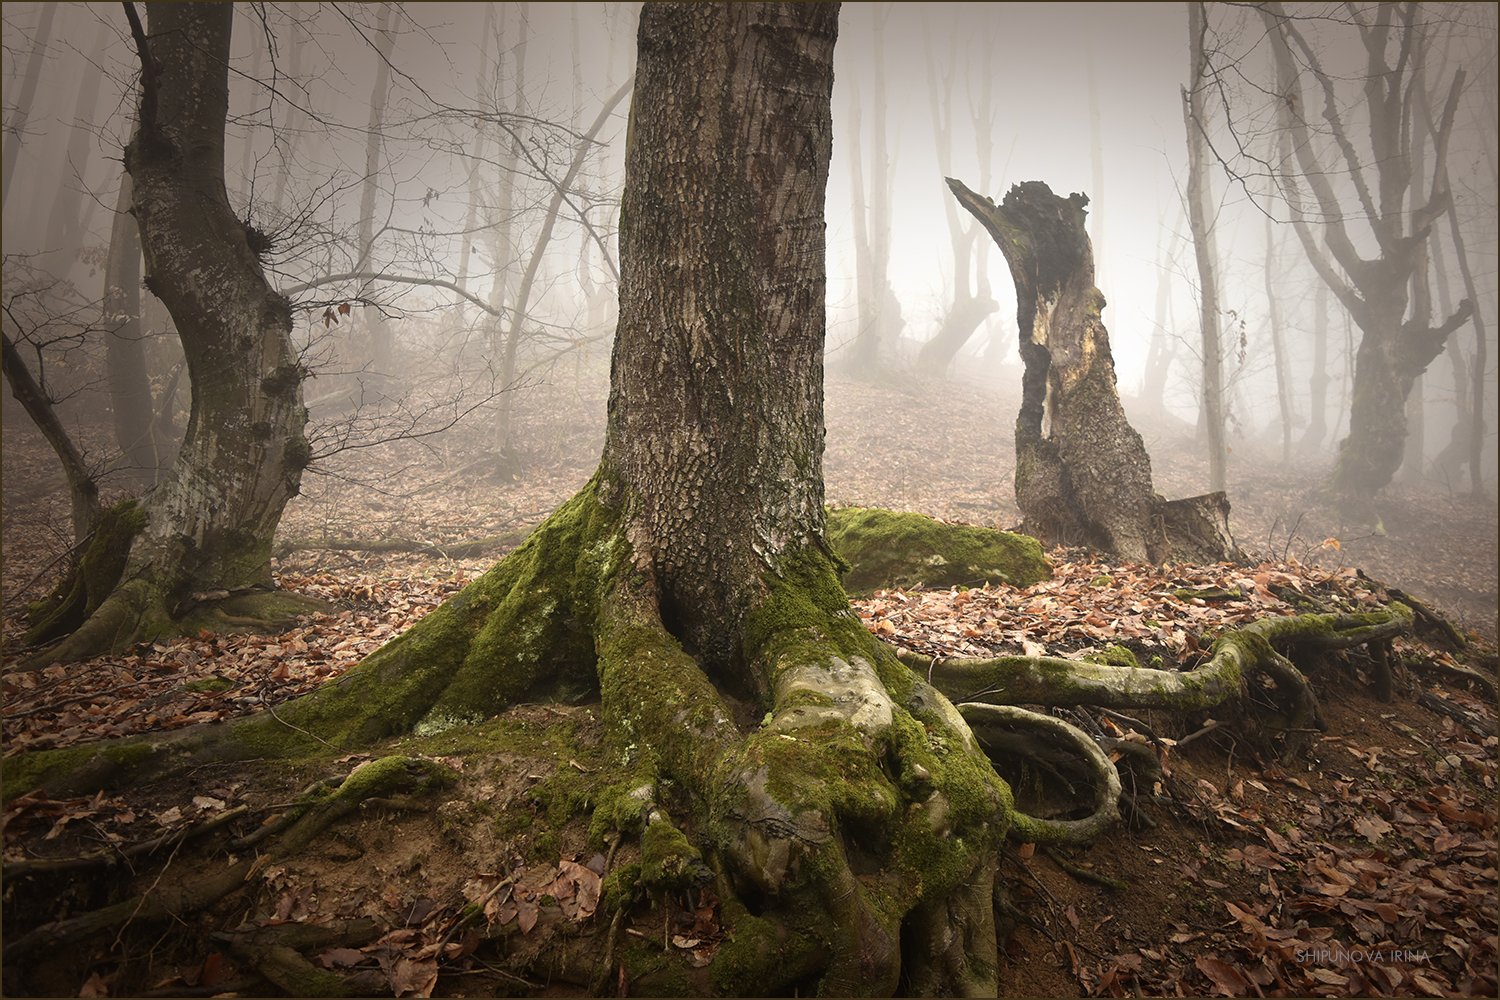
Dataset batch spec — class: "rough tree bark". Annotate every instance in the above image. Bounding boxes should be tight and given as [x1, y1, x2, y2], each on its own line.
[28, 4, 317, 662]
[948, 179, 1237, 565]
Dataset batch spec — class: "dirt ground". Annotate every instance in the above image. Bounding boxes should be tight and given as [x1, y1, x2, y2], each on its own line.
[2, 368, 1496, 997]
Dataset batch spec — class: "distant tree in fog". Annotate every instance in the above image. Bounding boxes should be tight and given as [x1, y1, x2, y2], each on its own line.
[1258, 2, 1474, 498]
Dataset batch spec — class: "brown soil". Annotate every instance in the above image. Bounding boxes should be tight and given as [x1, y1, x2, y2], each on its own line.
[2, 369, 1496, 997]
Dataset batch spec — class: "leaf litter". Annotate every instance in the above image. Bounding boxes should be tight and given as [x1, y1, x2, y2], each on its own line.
[2, 373, 1495, 996]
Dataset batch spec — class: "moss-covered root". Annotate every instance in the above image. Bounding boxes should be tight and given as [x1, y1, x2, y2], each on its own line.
[21, 499, 147, 649]
[960, 703, 1122, 845]
[2, 857, 255, 964]
[590, 554, 1011, 996]
[268, 480, 622, 748]
[906, 604, 1414, 716]
[901, 855, 1001, 997]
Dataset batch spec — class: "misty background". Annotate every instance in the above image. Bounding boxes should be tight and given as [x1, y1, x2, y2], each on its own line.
[3, 2, 1497, 577]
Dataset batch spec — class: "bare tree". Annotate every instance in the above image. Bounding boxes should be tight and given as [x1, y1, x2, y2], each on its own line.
[1, 2, 56, 206]
[1184, 1, 1229, 492]
[915, 23, 998, 374]
[1261, 2, 1473, 497]
[30, 4, 320, 663]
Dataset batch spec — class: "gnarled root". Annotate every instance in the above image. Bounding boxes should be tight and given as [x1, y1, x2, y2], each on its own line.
[902, 604, 1414, 761]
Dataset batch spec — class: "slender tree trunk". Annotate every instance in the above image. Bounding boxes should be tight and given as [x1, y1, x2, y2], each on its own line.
[269, 26, 305, 218]
[488, 3, 526, 463]
[355, 6, 396, 385]
[1, 2, 56, 207]
[1445, 198, 1491, 498]
[102, 169, 160, 489]
[846, 5, 902, 373]
[1140, 212, 1182, 412]
[1263, 214, 1294, 465]
[455, 4, 497, 304]
[950, 178, 1237, 564]
[1184, 2, 1227, 492]
[35, 4, 315, 663]
[43, 20, 108, 265]
[1300, 282, 1330, 454]
[493, 81, 632, 467]
[916, 26, 997, 374]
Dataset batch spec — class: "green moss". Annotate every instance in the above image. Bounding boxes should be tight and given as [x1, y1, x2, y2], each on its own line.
[1082, 643, 1139, 669]
[825, 506, 1049, 595]
[601, 862, 644, 910]
[640, 817, 706, 891]
[272, 479, 620, 747]
[1, 739, 160, 802]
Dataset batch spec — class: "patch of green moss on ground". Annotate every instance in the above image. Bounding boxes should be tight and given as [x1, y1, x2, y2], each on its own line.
[826, 507, 1049, 595]
[1082, 643, 1140, 668]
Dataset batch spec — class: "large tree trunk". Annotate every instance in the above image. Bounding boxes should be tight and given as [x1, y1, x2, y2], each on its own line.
[32, 5, 315, 663]
[264, 6, 1010, 992]
[949, 178, 1237, 565]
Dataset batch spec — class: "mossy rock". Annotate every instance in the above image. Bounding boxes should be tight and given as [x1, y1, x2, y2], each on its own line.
[826, 507, 1050, 595]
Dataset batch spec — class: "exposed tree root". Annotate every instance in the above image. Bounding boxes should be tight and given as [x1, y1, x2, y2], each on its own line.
[3, 755, 454, 996]
[4, 486, 1452, 996]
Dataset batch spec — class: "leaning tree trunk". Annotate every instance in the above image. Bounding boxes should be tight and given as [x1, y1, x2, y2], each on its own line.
[30, 5, 315, 663]
[948, 179, 1237, 565]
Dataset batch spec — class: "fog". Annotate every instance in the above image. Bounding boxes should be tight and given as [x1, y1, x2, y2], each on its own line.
[3, 2, 1497, 617]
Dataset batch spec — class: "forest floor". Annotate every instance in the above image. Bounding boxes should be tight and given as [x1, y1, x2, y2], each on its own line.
[2, 370, 1496, 997]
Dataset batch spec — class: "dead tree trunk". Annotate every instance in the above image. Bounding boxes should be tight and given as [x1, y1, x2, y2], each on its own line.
[949, 179, 1238, 564]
